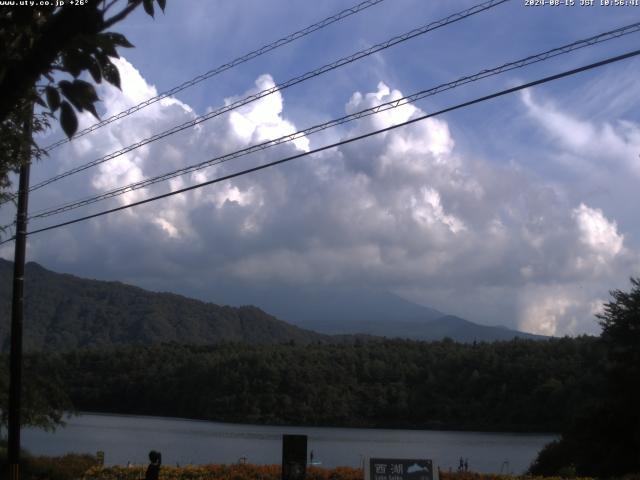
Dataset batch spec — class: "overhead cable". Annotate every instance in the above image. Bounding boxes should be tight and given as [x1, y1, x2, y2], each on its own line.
[0, 47, 635, 245]
[41, 0, 387, 152]
[23, 0, 509, 195]
[24, 21, 640, 221]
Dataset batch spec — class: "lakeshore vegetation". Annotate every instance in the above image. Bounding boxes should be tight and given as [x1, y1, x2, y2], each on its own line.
[81, 465, 608, 480]
[4, 455, 634, 480]
[7, 336, 601, 433]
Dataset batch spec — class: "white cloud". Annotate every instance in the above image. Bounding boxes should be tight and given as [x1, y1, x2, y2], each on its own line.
[518, 286, 582, 336]
[411, 187, 466, 234]
[227, 75, 309, 152]
[573, 203, 623, 261]
[153, 217, 180, 239]
[522, 89, 640, 178]
[12, 60, 640, 337]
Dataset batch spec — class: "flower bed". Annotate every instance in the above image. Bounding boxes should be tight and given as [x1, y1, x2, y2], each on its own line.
[80, 464, 606, 480]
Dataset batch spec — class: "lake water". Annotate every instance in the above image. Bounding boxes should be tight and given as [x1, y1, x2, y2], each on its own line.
[22, 413, 556, 474]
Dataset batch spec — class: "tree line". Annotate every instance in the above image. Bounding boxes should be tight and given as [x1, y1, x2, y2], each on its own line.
[9, 336, 601, 433]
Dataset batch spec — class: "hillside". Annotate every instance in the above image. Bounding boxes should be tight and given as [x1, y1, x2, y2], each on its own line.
[295, 314, 546, 342]
[385, 315, 547, 342]
[0, 259, 328, 351]
[0, 259, 544, 349]
[215, 285, 546, 341]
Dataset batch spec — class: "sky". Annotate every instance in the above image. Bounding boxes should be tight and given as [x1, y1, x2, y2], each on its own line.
[2, 0, 640, 336]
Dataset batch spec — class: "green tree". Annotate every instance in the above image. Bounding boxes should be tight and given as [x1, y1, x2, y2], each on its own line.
[530, 278, 640, 477]
[0, 0, 166, 204]
[595, 277, 640, 474]
[0, 355, 72, 436]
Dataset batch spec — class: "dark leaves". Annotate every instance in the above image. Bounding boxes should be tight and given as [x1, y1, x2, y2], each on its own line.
[143, 0, 154, 17]
[45, 86, 60, 112]
[156, 0, 166, 12]
[59, 101, 78, 138]
[87, 57, 102, 83]
[101, 59, 121, 90]
[58, 80, 100, 119]
[59, 79, 97, 106]
[61, 49, 90, 77]
[71, 80, 99, 104]
[84, 103, 99, 120]
[34, 96, 47, 108]
[103, 32, 134, 48]
[57, 80, 74, 103]
[94, 33, 119, 58]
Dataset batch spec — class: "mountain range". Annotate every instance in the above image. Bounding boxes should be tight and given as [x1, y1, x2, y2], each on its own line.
[225, 285, 546, 342]
[0, 258, 544, 351]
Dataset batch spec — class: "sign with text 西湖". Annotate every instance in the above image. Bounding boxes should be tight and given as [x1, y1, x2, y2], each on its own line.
[369, 458, 434, 480]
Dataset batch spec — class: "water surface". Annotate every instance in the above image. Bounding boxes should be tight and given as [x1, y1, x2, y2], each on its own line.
[22, 413, 556, 473]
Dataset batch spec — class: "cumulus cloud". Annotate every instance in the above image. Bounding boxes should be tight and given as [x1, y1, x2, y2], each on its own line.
[518, 285, 596, 337]
[572, 203, 624, 270]
[5, 59, 639, 337]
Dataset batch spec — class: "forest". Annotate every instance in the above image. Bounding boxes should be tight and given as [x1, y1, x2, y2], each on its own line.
[6, 336, 602, 433]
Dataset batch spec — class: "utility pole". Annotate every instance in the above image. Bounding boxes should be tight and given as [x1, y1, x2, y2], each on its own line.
[8, 107, 32, 480]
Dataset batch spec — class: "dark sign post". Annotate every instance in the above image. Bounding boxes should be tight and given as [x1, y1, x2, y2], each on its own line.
[369, 459, 435, 480]
[282, 434, 307, 480]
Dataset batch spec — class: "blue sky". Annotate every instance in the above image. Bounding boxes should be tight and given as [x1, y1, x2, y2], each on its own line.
[2, 0, 640, 335]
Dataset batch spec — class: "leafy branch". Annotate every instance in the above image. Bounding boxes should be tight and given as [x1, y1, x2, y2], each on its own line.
[0, 0, 167, 205]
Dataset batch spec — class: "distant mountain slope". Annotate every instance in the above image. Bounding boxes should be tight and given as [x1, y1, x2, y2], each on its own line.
[0, 259, 545, 349]
[408, 315, 546, 342]
[223, 285, 445, 326]
[297, 314, 546, 342]
[0, 259, 329, 351]
[238, 286, 547, 342]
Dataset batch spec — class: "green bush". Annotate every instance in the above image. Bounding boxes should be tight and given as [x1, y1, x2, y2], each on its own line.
[0, 443, 98, 480]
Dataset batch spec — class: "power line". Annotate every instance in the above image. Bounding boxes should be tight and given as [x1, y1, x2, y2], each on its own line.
[1, 48, 635, 245]
[21, 0, 509, 195]
[23, 21, 640, 222]
[41, 0, 387, 152]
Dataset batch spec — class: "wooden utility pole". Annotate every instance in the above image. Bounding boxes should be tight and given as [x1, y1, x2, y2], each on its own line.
[8, 109, 32, 480]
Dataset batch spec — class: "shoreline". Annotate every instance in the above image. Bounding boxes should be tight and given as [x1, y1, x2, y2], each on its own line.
[70, 411, 560, 437]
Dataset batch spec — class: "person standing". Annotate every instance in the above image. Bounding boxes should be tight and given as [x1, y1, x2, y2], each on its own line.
[145, 450, 162, 480]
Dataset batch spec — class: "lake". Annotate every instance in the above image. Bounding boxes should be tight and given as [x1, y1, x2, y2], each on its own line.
[22, 413, 556, 474]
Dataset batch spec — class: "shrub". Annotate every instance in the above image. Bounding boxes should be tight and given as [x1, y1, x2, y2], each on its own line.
[1, 450, 98, 480]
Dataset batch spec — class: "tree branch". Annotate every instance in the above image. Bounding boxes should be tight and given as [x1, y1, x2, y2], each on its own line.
[102, 0, 142, 29]
[0, 6, 103, 122]
[102, 0, 122, 15]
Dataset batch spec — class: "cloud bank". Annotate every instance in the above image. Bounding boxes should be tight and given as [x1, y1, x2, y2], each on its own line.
[3, 57, 639, 336]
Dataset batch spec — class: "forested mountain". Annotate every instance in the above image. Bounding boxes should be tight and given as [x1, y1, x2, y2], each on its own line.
[0, 259, 329, 351]
[218, 284, 545, 341]
[0, 259, 543, 349]
[24, 336, 601, 433]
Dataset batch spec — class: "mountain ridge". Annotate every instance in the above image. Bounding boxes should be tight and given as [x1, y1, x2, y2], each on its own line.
[215, 283, 546, 341]
[0, 258, 545, 350]
[0, 259, 330, 351]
